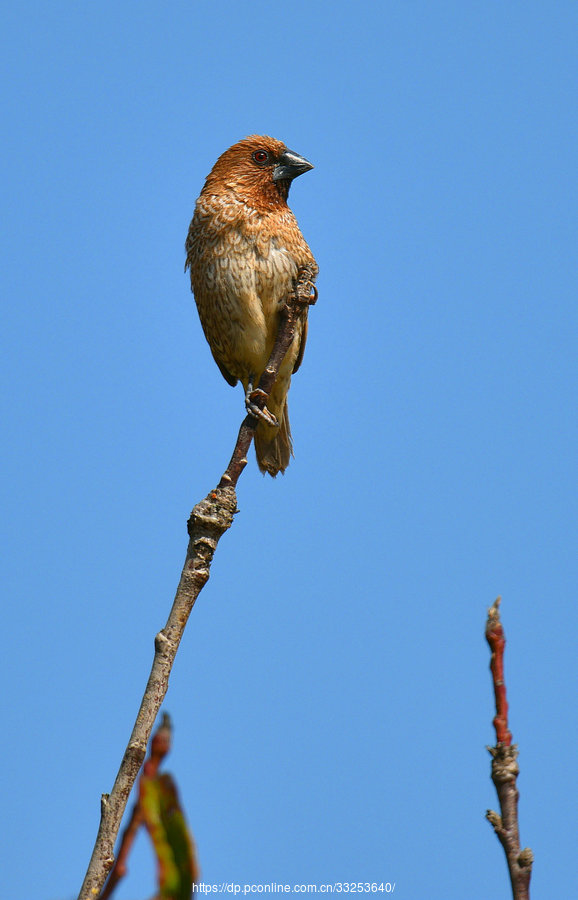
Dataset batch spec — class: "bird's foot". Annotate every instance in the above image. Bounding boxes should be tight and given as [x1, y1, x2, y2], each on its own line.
[291, 278, 318, 307]
[245, 385, 279, 427]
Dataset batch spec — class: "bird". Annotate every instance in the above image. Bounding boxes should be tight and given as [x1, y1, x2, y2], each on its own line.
[185, 135, 318, 477]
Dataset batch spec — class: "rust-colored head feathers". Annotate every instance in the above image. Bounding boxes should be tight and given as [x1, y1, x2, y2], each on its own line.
[186, 135, 317, 476]
[202, 135, 313, 210]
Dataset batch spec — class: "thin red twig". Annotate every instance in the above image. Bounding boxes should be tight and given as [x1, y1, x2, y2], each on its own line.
[486, 596, 512, 746]
[485, 597, 533, 900]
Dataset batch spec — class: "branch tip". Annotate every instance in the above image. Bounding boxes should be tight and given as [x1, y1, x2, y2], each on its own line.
[486, 809, 502, 829]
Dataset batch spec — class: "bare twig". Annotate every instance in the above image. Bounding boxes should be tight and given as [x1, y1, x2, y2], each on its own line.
[98, 801, 143, 900]
[77, 266, 317, 900]
[485, 597, 533, 900]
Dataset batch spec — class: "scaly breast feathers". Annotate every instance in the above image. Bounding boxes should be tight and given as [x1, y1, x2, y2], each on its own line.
[193, 231, 300, 385]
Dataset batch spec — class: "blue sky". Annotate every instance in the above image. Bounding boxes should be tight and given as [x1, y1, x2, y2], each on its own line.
[1, 3, 576, 899]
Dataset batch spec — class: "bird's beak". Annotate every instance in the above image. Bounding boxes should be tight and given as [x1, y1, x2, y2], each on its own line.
[272, 148, 314, 182]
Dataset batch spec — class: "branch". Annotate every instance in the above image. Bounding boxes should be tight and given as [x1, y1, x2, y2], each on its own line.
[98, 802, 143, 900]
[485, 597, 533, 900]
[77, 266, 317, 900]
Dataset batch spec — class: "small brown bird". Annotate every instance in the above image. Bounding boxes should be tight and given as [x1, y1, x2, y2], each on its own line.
[185, 135, 318, 476]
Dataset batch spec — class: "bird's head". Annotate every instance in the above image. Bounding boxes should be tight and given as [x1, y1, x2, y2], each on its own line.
[202, 135, 314, 209]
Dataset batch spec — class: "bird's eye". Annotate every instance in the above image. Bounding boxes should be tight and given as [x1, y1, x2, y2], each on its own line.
[252, 149, 269, 164]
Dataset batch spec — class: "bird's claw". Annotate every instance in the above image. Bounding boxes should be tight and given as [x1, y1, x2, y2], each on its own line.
[245, 387, 279, 427]
[291, 278, 318, 307]
[307, 284, 318, 305]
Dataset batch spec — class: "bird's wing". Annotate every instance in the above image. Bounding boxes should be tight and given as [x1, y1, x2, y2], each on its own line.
[292, 314, 308, 374]
[212, 351, 238, 386]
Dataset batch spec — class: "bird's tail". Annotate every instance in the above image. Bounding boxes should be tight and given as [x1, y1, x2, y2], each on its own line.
[254, 401, 293, 477]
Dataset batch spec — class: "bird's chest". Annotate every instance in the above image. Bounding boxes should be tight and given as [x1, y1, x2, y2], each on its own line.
[190, 212, 299, 374]
[222, 227, 298, 310]
[192, 199, 296, 297]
